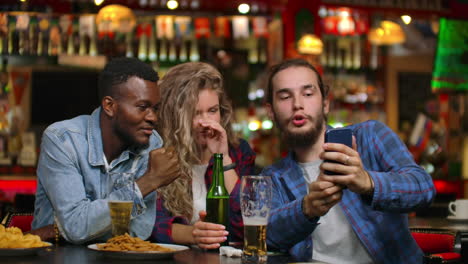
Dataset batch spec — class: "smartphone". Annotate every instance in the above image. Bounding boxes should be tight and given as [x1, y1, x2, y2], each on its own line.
[324, 128, 353, 175]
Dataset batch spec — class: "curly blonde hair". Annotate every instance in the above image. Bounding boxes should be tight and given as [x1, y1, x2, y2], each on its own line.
[157, 62, 238, 220]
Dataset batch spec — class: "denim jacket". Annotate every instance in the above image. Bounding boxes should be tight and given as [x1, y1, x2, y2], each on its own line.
[32, 107, 162, 244]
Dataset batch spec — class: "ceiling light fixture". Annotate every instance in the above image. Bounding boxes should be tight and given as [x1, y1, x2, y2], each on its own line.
[401, 15, 412, 25]
[368, 20, 405, 45]
[167, 0, 178, 9]
[297, 34, 323, 55]
[190, 0, 199, 9]
[238, 3, 250, 14]
[94, 0, 104, 6]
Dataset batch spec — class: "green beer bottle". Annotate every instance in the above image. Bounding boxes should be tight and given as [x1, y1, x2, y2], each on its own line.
[205, 153, 230, 246]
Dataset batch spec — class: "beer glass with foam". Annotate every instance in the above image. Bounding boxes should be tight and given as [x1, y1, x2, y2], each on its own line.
[240, 176, 272, 263]
[108, 172, 135, 237]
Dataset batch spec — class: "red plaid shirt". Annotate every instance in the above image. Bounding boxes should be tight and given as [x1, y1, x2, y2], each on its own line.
[150, 139, 256, 244]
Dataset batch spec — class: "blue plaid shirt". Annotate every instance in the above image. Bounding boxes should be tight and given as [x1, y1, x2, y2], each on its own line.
[262, 120, 435, 263]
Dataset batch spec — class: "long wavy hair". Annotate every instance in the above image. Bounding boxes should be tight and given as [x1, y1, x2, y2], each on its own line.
[157, 62, 238, 220]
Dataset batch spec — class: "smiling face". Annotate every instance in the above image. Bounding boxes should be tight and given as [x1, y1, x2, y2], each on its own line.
[192, 88, 221, 147]
[112, 76, 160, 149]
[268, 66, 329, 148]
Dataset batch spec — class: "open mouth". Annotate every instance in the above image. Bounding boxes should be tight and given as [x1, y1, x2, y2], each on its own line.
[291, 115, 307, 126]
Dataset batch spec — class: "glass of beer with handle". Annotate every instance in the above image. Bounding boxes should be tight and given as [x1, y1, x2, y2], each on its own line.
[240, 175, 272, 263]
[108, 172, 135, 237]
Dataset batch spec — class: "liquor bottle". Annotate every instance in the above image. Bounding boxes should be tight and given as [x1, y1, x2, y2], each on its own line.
[189, 39, 199, 62]
[8, 19, 18, 55]
[137, 30, 148, 61]
[179, 40, 187, 61]
[29, 17, 38, 55]
[158, 38, 166, 61]
[168, 41, 176, 62]
[205, 153, 229, 247]
[125, 32, 134, 58]
[148, 27, 157, 61]
[353, 36, 361, 69]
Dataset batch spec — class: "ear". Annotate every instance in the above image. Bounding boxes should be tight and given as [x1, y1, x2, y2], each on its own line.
[265, 103, 274, 121]
[323, 96, 330, 115]
[101, 96, 116, 117]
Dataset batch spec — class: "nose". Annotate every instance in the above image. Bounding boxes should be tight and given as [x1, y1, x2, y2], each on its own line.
[200, 112, 211, 120]
[293, 95, 304, 110]
[145, 108, 157, 124]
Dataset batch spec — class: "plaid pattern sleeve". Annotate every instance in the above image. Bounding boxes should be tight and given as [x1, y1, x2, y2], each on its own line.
[357, 120, 436, 211]
[149, 196, 188, 243]
[262, 156, 317, 260]
[262, 120, 435, 262]
[205, 138, 256, 243]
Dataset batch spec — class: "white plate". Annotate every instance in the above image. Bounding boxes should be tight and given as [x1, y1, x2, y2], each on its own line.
[87, 243, 189, 260]
[447, 215, 468, 221]
[0, 242, 53, 257]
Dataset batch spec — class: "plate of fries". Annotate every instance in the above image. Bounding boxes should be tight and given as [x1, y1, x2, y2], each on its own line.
[87, 233, 189, 260]
[0, 225, 52, 256]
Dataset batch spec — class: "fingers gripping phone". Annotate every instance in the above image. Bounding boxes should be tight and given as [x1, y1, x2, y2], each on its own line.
[324, 128, 353, 175]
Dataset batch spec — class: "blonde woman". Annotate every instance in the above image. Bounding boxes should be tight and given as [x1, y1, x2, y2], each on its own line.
[150, 62, 255, 249]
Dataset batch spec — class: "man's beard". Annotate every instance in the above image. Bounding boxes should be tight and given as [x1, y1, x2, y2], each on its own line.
[273, 109, 326, 149]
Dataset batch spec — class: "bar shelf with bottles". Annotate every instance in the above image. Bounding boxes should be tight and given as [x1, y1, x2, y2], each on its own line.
[0, 11, 270, 69]
[318, 6, 385, 125]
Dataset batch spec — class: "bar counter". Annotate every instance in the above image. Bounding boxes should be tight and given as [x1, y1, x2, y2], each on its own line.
[2, 244, 310, 264]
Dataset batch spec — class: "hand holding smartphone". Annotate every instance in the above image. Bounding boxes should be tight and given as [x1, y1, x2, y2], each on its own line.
[324, 128, 352, 175]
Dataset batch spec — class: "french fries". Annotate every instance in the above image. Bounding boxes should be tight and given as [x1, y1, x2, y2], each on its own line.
[0, 224, 49, 248]
[97, 233, 174, 252]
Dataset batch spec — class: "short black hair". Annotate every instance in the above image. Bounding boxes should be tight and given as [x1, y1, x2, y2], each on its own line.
[266, 58, 328, 104]
[98, 57, 159, 101]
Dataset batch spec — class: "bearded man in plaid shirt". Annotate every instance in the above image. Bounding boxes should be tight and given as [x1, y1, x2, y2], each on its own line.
[262, 59, 435, 264]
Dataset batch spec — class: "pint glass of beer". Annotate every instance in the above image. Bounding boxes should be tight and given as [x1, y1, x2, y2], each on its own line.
[108, 172, 135, 237]
[240, 176, 272, 263]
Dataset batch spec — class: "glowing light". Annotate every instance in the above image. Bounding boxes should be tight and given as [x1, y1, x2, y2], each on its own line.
[167, 0, 178, 9]
[329, 122, 345, 128]
[248, 120, 261, 131]
[318, 6, 327, 18]
[368, 20, 405, 45]
[190, 0, 199, 9]
[248, 91, 256, 101]
[297, 34, 323, 55]
[251, 4, 259, 13]
[96, 4, 136, 33]
[256, 89, 264, 98]
[232, 123, 242, 132]
[238, 3, 250, 14]
[401, 15, 412, 25]
[262, 120, 273, 130]
[95, 0, 104, 6]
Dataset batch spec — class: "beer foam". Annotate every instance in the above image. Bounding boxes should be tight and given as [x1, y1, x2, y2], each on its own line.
[243, 217, 267, 225]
